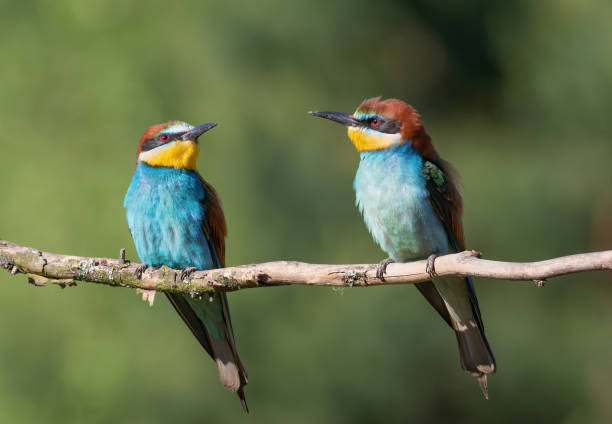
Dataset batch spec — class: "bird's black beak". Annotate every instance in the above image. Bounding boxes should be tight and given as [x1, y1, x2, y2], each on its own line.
[308, 111, 360, 127]
[181, 122, 217, 141]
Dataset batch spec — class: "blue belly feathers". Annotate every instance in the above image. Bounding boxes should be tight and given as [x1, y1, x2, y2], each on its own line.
[354, 143, 449, 261]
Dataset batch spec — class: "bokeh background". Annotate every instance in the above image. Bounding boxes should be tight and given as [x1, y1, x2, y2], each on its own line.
[1, 0, 611, 422]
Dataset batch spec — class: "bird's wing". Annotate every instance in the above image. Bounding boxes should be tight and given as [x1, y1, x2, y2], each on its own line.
[197, 177, 239, 340]
[167, 176, 247, 408]
[199, 177, 227, 269]
[165, 178, 226, 359]
[423, 158, 465, 251]
[414, 281, 452, 327]
[165, 293, 215, 356]
[199, 177, 248, 403]
[423, 158, 485, 331]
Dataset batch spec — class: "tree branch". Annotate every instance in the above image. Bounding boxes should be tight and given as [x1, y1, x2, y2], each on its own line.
[1, 239, 611, 295]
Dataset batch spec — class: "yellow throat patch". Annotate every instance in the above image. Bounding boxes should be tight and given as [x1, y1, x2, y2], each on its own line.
[347, 126, 402, 152]
[139, 140, 199, 170]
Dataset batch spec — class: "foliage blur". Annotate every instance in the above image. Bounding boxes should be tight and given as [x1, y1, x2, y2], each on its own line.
[1, 0, 611, 422]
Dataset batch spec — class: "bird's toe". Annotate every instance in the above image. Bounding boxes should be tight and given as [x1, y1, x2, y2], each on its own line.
[375, 258, 394, 281]
[180, 267, 198, 281]
[426, 253, 439, 278]
[135, 263, 148, 279]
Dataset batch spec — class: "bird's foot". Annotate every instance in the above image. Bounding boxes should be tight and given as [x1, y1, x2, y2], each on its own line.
[180, 267, 198, 281]
[426, 253, 439, 278]
[376, 258, 395, 282]
[135, 263, 148, 279]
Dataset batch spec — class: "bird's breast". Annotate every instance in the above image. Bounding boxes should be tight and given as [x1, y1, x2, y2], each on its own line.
[124, 164, 213, 269]
[354, 145, 449, 261]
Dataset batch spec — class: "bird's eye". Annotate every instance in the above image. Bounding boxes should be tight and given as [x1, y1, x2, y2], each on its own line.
[160, 134, 170, 142]
[371, 118, 380, 126]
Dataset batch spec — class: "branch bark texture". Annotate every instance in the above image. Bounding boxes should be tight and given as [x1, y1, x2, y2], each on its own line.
[1, 240, 611, 295]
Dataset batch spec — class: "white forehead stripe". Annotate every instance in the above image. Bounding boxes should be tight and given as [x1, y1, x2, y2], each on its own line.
[164, 122, 194, 134]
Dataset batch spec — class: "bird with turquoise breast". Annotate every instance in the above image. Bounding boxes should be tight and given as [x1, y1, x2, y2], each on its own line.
[124, 121, 248, 411]
[309, 97, 496, 397]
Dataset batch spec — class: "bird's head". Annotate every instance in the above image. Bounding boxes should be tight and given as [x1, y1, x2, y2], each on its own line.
[309, 97, 436, 157]
[137, 121, 217, 170]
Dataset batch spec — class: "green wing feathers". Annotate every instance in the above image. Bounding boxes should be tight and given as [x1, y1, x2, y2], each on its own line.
[423, 160, 496, 394]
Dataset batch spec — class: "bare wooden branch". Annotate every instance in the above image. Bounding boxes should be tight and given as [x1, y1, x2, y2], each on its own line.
[0, 239, 611, 295]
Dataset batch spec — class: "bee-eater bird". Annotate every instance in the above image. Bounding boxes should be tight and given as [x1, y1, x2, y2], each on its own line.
[124, 121, 248, 411]
[309, 98, 496, 397]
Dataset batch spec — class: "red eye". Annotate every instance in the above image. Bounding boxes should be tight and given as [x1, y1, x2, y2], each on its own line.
[160, 134, 169, 142]
[371, 118, 379, 126]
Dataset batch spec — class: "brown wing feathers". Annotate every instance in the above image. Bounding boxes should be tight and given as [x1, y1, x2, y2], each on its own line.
[199, 176, 227, 268]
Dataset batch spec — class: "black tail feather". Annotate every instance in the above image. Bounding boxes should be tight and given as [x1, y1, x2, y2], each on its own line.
[165, 293, 248, 410]
[238, 388, 249, 413]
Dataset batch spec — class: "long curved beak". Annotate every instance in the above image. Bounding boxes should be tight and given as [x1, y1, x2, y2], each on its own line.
[181, 122, 217, 141]
[308, 111, 360, 127]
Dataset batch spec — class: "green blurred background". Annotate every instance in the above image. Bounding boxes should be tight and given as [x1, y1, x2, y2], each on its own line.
[1, 0, 612, 422]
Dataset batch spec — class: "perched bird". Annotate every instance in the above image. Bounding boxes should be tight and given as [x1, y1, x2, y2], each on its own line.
[309, 98, 496, 397]
[124, 121, 248, 411]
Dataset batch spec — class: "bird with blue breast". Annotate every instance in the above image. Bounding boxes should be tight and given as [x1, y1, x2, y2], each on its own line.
[124, 121, 248, 412]
[309, 97, 496, 397]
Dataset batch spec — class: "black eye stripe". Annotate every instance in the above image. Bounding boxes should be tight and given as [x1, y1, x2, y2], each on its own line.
[361, 118, 402, 134]
[140, 133, 183, 152]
